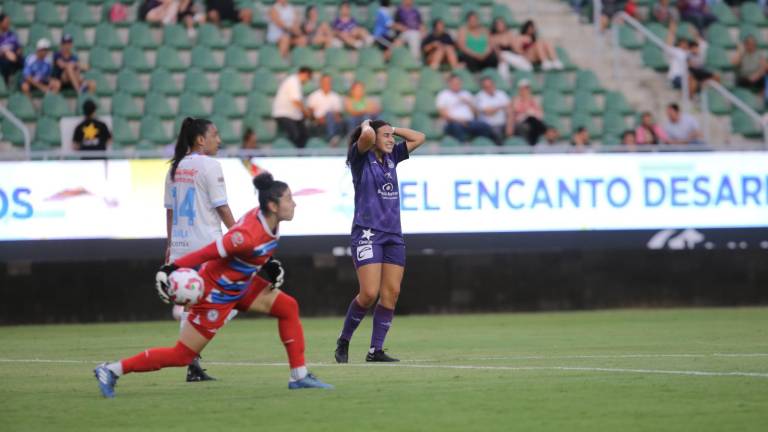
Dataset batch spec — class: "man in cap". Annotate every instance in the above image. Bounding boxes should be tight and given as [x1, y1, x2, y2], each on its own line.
[20, 38, 60, 97]
[53, 33, 95, 94]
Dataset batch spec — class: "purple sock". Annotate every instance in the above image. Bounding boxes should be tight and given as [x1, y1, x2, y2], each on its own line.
[370, 304, 395, 351]
[339, 298, 368, 341]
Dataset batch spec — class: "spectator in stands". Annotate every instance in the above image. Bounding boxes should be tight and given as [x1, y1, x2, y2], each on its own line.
[733, 35, 767, 92]
[457, 11, 497, 73]
[307, 74, 345, 146]
[20, 39, 60, 98]
[421, 18, 461, 70]
[242, 127, 258, 150]
[272, 66, 313, 148]
[0, 12, 23, 86]
[205, 0, 252, 26]
[490, 17, 533, 84]
[267, 0, 306, 59]
[371, 0, 399, 60]
[301, 6, 334, 49]
[344, 81, 380, 132]
[144, 0, 178, 24]
[475, 76, 509, 143]
[621, 130, 637, 145]
[53, 34, 96, 95]
[436, 74, 497, 144]
[176, 0, 205, 35]
[73, 100, 112, 155]
[666, 23, 718, 95]
[663, 103, 702, 145]
[507, 79, 547, 146]
[393, 0, 424, 60]
[600, 0, 629, 32]
[677, 0, 717, 33]
[652, 0, 679, 26]
[543, 126, 561, 145]
[332, 2, 373, 49]
[518, 20, 564, 71]
[635, 111, 669, 145]
[570, 126, 590, 148]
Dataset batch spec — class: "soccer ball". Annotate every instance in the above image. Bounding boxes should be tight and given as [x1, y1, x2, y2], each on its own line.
[167, 268, 205, 306]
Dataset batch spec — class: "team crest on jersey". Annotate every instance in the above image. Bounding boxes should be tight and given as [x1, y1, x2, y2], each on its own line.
[207, 310, 219, 322]
[357, 245, 373, 261]
[387, 159, 394, 169]
[231, 232, 245, 247]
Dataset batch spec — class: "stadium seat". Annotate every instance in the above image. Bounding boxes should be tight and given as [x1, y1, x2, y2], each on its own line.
[178, 92, 209, 117]
[470, 136, 496, 147]
[618, 24, 642, 50]
[246, 91, 272, 118]
[414, 89, 438, 116]
[712, 1, 738, 26]
[641, 43, 667, 71]
[111, 93, 142, 120]
[732, 88, 763, 112]
[231, 23, 260, 49]
[67, 1, 98, 26]
[116, 69, 145, 96]
[3, 2, 32, 27]
[1, 118, 26, 146]
[511, 70, 541, 93]
[739, 25, 766, 48]
[455, 68, 480, 93]
[378, 111, 400, 124]
[380, 92, 410, 116]
[149, 68, 181, 96]
[183, 68, 215, 96]
[0, 76, 7, 97]
[198, 23, 228, 49]
[324, 47, 355, 71]
[163, 24, 193, 49]
[491, 4, 517, 27]
[94, 23, 123, 49]
[543, 71, 573, 94]
[573, 90, 601, 116]
[122, 45, 152, 72]
[209, 115, 239, 145]
[542, 90, 570, 115]
[731, 110, 763, 138]
[83, 69, 112, 96]
[429, 3, 458, 28]
[601, 111, 627, 143]
[705, 45, 732, 71]
[155, 45, 187, 72]
[570, 112, 599, 138]
[224, 45, 255, 71]
[291, 46, 322, 69]
[503, 136, 528, 146]
[35, 1, 65, 26]
[61, 23, 88, 50]
[386, 67, 416, 95]
[244, 116, 276, 141]
[440, 135, 461, 147]
[358, 47, 386, 70]
[604, 91, 633, 115]
[218, 69, 249, 96]
[390, 46, 421, 71]
[191, 45, 221, 72]
[9, 93, 37, 121]
[139, 116, 171, 145]
[145, 92, 176, 119]
[575, 70, 604, 94]
[703, 87, 731, 115]
[74, 92, 97, 115]
[544, 111, 564, 135]
[34, 116, 61, 148]
[417, 67, 446, 94]
[128, 22, 158, 49]
[706, 23, 737, 50]
[272, 137, 294, 149]
[26, 24, 54, 49]
[354, 68, 385, 94]
[112, 116, 138, 147]
[212, 92, 241, 118]
[306, 137, 328, 149]
[555, 46, 577, 72]
[257, 45, 290, 71]
[251, 68, 279, 95]
[411, 113, 442, 140]
[741, 3, 768, 27]
[675, 22, 698, 41]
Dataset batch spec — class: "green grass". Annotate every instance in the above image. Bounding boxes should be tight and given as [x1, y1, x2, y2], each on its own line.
[1, 308, 767, 431]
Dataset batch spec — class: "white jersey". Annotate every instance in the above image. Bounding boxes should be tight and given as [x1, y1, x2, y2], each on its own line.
[164, 153, 228, 262]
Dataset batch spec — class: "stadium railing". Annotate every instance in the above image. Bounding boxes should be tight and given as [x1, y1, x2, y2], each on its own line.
[701, 79, 768, 148]
[0, 105, 31, 158]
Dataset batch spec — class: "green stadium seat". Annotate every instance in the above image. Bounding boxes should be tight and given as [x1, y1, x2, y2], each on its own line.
[454, 68, 480, 93]
[429, 3, 458, 28]
[94, 23, 123, 49]
[440, 135, 461, 147]
[178, 92, 209, 117]
[34, 116, 61, 147]
[224, 45, 255, 71]
[414, 89, 438, 116]
[331, 74, 349, 93]
[112, 116, 138, 147]
[26, 23, 53, 49]
[386, 67, 416, 94]
[218, 68, 248, 95]
[572, 90, 601, 115]
[417, 67, 445, 94]
[231, 23, 260, 48]
[503, 136, 528, 146]
[543, 111, 564, 135]
[618, 24, 642, 50]
[149, 68, 181, 96]
[198, 23, 228, 48]
[191, 45, 221, 71]
[575, 70, 603, 94]
[542, 90, 570, 115]
[145, 92, 176, 119]
[354, 68, 385, 94]
[646, 22, 667, 40]
[122, 45, 152, 72]
[140, 116, 171, 145]
[67, 1, 98, 26]
[642, 43, 667, 71]
[61, 23, 88, 50]
[116, 69, 145, 96]
[470, 136, 496, 147]
[732, 88, 763, 112]
[378, 111, 400, 125]
[555, 46, 577, 72]
[183, 68, 215, 95]
[324, 47, 355, 71]
[251, 68, 279, 95]
[90, 46, 119, 72]
[83, 69, 112, 96]
[2, 118, 26, 146]
[706, 23, 736, 50]
[3, 2, 32, 27]
[731, 110, 763, 138]
[604, 91, 633, 115]
[210, 115, 239, 145]
[478, 67, 511, 92]
[306, 137, 328, 149]
[246, 91, 273, 118]
[35, 1, 65, 26]
[543, 71, 573, 94]
[675, 22, 698, 41]
[739, 25, 766, 48]
[163, 24, 193, 49]
[390, 46, 421, 71]
[272, 137, 294, 149]
[212, 92, 241, 118]
[155, 45, 187, 72]
[712, 1, 738, 26]
[741, 3, 768, 27]
[380, 92, 410, 116]
[602, 111, 627, 142]
[128, 22, 157, 49]
[244, 116, 276, 141]
[290, 46, 322, 69]
[703, 87, 731, 115]
[8, 93, 37, 121]
[358, 47, 386, 70]
[74, 92, 97, 115]
[411, 113, 442, 140]
[705, 45, 732, 71]
[0, 76, 7, 97]
[111, 92, 142, 119]
[571, 112, 599, 138]
[257, 45, 290, 71]
[491, 4, 517, 27]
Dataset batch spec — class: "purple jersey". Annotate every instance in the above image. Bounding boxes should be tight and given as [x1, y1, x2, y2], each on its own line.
[332, 17, 359, 33]
[349, 141, 409, 234]
[0, 31, 21, 54]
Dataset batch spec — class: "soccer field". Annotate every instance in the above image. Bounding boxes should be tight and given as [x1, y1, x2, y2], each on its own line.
[1, 308, 767, 431]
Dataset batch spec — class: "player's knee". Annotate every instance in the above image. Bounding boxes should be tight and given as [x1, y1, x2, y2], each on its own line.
[174, 341, 198, 366]
[357, 291, 377, 308]
[271, 293, 300, 319]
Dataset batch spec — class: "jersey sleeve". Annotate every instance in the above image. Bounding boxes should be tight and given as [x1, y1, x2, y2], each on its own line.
[393, 141, 409, 165]
[204, 160, 228, 208]
[347, 141, 366, 168]
[174, 227, 254, 268]
[73, 123, 84, 144]
[163, 169, 173, 209]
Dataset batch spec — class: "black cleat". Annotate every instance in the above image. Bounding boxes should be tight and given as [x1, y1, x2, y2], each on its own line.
[334, 338, 349, 364]
[186, 357, 216, 382]
[365, 348, 399, 362]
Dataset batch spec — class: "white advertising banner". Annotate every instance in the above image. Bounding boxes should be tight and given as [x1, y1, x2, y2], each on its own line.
[1, 152, 767, 241]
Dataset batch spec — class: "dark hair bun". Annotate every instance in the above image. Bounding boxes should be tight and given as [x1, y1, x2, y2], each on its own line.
[253, 172, 274, 191]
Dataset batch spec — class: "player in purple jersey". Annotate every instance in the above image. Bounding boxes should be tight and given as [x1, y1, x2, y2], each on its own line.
[335, 119, 425, 363]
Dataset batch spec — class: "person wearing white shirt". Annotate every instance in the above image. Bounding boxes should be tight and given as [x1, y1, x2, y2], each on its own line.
[272, 66, 313, 148]
[662, 102, 702, 145]
[475, 77, 510, 141]
[306, 74, 345, 145]
[267, 0, 307, 59]
[436, 74, 498, 144]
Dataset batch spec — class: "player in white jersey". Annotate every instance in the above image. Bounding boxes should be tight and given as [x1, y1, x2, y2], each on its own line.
[163, 117, 236, 382]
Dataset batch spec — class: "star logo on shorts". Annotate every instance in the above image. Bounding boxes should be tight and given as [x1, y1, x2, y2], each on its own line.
[361, 229, 375, 241]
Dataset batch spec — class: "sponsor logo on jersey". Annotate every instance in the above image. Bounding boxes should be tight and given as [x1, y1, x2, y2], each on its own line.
[357, 245, 373, 261]
[231, 231, 245, 247]
[378, 182, 398, 199]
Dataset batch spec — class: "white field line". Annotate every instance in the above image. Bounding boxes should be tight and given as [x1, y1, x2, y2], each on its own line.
[400, 353, 768, 362]
[1, 357, 767, 379]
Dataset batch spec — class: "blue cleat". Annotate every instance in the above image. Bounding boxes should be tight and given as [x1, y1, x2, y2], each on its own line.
[288, 373, 334, 390]
[94, 363, 118, 398]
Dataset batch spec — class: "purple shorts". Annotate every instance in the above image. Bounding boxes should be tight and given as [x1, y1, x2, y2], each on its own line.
[350, 226, 406, 268]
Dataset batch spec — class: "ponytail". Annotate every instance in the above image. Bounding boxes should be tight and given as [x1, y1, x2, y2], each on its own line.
[253, 172, 289, 214]
[345, 119, 390, 166]
[169, 117, 212, 180]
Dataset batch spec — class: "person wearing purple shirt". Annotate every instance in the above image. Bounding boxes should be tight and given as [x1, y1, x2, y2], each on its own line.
[332, 2, 372, 49]
[0, 13, 23, 85]
[335, 119, 426, 364]
[393, 0, 424, 59]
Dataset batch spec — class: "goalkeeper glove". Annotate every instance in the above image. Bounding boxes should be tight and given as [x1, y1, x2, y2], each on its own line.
[155, 263, 178, 304]
[261, 258, 285, 289]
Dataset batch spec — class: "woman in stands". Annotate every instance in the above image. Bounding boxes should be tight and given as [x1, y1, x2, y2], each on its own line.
[518, 20, 564, 71]
[94, 173, 333, 398]
[490, 17, 533, 82]
[164, 118, 236, 382]
[301, 5, 334, 49]
[334, 119, 425, 363]
[456, 11, 497, 72]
